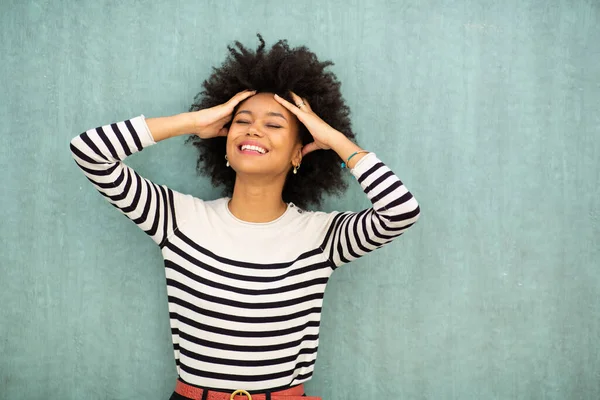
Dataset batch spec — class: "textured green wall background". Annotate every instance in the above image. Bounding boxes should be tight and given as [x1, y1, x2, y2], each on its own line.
[1, 0, 599, 399]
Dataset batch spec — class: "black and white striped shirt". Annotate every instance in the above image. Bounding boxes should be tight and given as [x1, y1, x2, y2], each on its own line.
[69, 115, 420, 391]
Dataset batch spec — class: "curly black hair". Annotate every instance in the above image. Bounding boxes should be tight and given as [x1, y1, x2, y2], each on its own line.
[185, 34, 357, 209]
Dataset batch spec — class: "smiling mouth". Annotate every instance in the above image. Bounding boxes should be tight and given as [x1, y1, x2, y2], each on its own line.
[239, 144, 269, 155]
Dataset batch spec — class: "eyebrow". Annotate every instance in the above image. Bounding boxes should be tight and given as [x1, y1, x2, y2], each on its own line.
[235, 110, 287, 121]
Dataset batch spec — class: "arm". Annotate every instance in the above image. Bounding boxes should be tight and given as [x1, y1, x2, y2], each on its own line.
[321, 153, 420, 267]
[320, 115, 420, 267]
[69, 114, 191, 247]
[69, 90, 257, 247]
[273, 92, 421, 267]
[145, 112, 198, 142]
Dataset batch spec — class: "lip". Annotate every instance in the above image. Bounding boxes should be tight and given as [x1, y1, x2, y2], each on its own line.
[237, 140, 270, 155]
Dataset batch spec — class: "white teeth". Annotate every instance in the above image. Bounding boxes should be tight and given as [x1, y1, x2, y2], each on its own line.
[241, 144, 267, 154]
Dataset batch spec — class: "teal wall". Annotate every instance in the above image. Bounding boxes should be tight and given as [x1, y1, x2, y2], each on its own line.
[1, 0, 599, 399]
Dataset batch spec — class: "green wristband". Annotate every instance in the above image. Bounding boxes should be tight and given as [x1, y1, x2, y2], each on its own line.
[341, 151, 369, 169]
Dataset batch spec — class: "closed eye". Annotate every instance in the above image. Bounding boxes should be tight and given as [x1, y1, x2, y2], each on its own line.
[234, 119, 281, 129]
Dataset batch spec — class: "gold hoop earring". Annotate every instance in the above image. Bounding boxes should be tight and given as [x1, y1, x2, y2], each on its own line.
[225, 154, 230, 167]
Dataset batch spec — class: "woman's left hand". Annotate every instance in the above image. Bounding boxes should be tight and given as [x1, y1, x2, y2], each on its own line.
[274, 92, 342, 156]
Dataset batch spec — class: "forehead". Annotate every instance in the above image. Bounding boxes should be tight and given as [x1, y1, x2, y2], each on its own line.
[237, 92, 290, 115]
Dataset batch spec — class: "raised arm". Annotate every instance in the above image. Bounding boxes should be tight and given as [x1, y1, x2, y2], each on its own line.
[321, 153, 420, 267]
[69, 114, 185, 247]
[69, 91, 257, 247]
[274, 92, 421, 267]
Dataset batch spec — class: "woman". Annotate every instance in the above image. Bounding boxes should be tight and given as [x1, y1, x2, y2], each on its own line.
[70, 36, 420, 400]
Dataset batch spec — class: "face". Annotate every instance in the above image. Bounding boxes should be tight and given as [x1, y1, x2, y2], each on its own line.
[226, 92, 302, 176]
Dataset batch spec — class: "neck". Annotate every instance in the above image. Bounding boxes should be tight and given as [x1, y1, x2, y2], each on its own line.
[228, 173, 288, 223]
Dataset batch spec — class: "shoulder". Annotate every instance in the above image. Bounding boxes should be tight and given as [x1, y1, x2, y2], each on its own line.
[287, 203, 342, 232]
[169, 190, 228, 221]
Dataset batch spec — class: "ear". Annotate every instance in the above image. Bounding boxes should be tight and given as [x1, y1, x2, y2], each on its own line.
[291, 144, 303, 167]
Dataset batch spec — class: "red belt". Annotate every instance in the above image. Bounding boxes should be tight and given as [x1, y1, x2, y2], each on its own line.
[175, 379, 322, 400]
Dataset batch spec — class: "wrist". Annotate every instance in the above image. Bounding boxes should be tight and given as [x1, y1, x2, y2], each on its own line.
[329, 132, 362, 163]
[146, 113, 196, 142]
[345, 151, 369, 169]
[184, 112, 203, 136]
[328, 130, 357, 153]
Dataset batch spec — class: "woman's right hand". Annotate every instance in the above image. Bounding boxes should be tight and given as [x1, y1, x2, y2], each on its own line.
[192, 89, 256, 139]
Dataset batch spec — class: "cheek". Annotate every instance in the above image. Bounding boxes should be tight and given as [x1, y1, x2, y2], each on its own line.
[228, 122, 242, 135]
[225, 135, 240, 156]
[270, 129, 298, 152]
[226, 126, 244, 145]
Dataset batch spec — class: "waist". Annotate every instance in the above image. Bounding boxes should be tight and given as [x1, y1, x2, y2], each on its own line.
[175, 378, 316, 400]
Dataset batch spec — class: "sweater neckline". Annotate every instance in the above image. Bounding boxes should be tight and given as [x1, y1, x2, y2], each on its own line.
[222, 198, 296, 227]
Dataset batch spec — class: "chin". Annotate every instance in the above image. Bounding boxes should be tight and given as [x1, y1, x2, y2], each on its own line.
[231, 163, 270, 175]
[232, 163, 287, 178]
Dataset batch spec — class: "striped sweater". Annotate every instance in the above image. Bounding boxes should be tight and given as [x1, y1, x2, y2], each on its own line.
[69, 115, 420, 391]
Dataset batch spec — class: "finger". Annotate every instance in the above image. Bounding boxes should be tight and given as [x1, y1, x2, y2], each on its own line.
[234, 89, 257, 103]
[301, 96, 312, 112]
[301, 142, 323, 157]
[218, 112, 233, 122]
[228, 89, 257, 107]
[274, 94, 302, 117]
[216, 114, 233, 126]
[289, 91, 302, 106]
[289, 91, 310, 110]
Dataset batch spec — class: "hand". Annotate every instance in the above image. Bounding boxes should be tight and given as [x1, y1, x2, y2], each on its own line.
[274, 92, 342, 156]
[192, 90, 256, 139]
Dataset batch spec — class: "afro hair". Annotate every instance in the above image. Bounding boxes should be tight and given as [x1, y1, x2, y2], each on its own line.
[186, 34, 357, 209]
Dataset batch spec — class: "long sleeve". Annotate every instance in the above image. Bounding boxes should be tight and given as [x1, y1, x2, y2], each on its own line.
[321, 153, 421, 268]
[69, 115, 178, 248]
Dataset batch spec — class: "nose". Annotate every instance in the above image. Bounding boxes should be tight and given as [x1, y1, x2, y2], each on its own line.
[247, 124, 263, 137]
